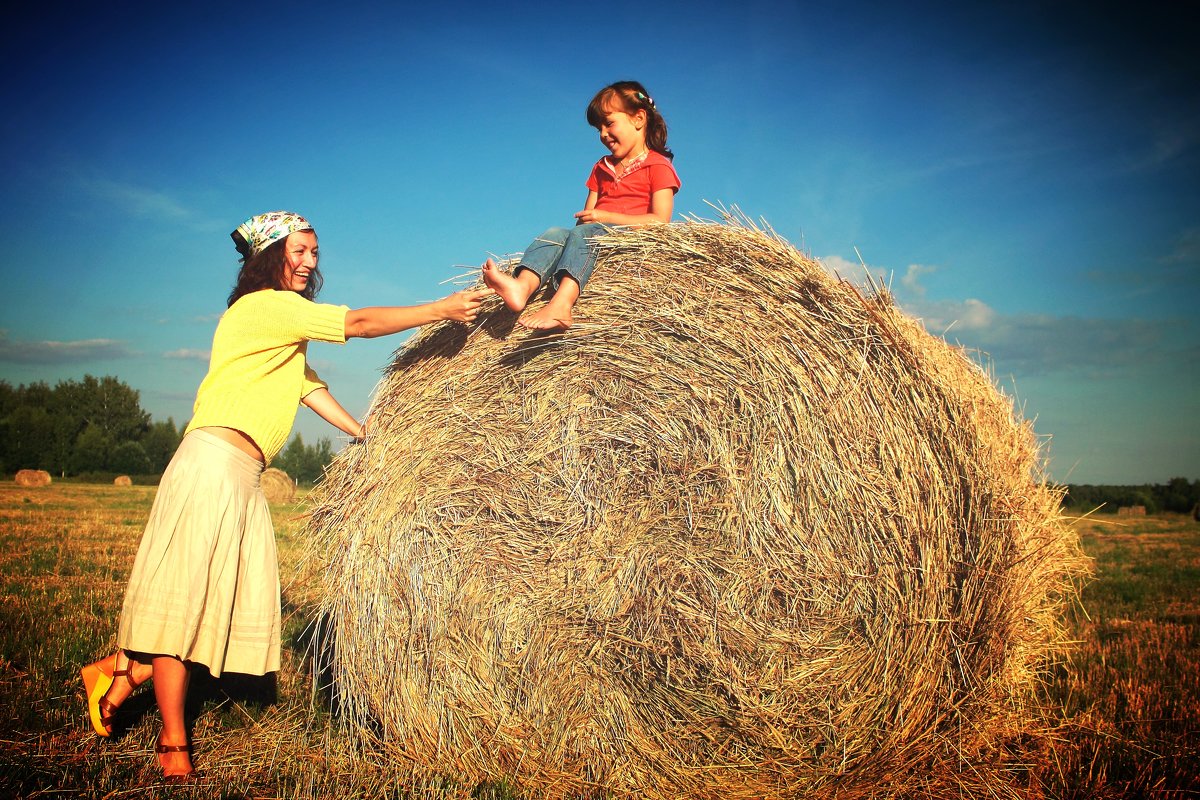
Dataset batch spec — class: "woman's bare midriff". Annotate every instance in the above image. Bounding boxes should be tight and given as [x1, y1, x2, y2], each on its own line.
[197, 426, 265, 464]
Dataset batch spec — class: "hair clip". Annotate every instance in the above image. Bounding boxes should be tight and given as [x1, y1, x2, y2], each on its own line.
[636, 91, 655, 107]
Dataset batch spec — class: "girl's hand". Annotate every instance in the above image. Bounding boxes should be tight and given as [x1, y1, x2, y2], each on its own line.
[438, 287, 494, 323]
[574, 208, 610, 224]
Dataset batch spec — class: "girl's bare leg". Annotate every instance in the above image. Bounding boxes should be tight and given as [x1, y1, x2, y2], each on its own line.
[152, 656, 194, 777]
[521, 276, 580, 330]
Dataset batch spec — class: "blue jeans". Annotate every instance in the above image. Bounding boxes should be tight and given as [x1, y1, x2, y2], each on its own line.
[516, 223, 608, 293]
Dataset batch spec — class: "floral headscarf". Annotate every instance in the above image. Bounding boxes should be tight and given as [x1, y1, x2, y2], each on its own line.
[231, 211, 313, 258]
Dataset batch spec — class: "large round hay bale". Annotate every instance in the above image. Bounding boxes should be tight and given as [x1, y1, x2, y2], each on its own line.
[113, 475, 133, 487]
[261, 467, 296, 504]
[15, 469, 51, 487]
[303, 219, 1086, 799]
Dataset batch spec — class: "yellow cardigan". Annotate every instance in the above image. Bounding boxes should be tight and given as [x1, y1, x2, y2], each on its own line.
[185, 290, 348, 464]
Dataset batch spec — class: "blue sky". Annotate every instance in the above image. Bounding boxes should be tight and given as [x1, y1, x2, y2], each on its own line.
[1, 0, 1196, 485]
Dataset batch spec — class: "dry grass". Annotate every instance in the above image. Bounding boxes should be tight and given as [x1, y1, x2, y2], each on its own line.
[0, 481, 432, 799]
[0, 489, 1195, 797]
[301, 217, 1088, 799]
[1036, 513, 1200, 797]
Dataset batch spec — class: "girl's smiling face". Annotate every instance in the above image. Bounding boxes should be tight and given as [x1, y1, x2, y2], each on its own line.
[595, 105, 647, 162]
[282, 231, 319, 292]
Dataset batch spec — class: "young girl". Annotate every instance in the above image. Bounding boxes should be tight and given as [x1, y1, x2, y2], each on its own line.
[483, 80, 680, 330]
[79, 211, 491, 781]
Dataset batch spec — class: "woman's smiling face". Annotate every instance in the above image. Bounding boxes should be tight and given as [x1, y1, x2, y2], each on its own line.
[282, 231, 318, 292]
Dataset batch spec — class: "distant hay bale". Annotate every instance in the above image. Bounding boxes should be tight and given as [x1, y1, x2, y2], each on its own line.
[113, 475, 133, 487]
[302, 217, 1087, 799]
[261, 468, 296, 504]
[14, 469, 51, 487]
[1118, 505, 1147, 517]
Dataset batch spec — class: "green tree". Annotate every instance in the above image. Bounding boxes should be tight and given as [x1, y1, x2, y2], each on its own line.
[0, 403, 57, 471]
[110, 440, 152, 475]
[52, 375, 150, 444]
[141, 418, 181, 473]
[273, 433, 336, 485]
[0, 382, 63, 472]
[311, 437, 334, 483]
[1159, 477, 1199, 514]
[1, 376, 173, 477]
[273, 434, 307, 484]
[0, 381, 17, 418]
[70, 423, 114, 474]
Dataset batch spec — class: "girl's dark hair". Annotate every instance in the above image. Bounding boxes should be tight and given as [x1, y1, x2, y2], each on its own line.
[227, 232, 323, 307]
[586, 80, 673, 161]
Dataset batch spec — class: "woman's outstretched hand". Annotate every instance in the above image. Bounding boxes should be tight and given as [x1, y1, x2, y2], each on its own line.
[439, 288, 494, 323]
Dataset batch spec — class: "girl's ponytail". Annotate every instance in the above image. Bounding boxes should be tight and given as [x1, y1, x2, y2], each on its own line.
[643, 101, 672, 161]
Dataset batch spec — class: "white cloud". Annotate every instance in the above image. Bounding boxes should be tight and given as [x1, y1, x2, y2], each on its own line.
[818, 253, 882, 288]
[849, 258, 1195, 377]
[76, 176, 192, 221]
[896, 299, 1187, 377]
[163, 348, 210, 362]
[0, 331, 131, 364]
[900, 263, 937, 298]
[906, 297, 998, 334]
[818, 254, 859, 276]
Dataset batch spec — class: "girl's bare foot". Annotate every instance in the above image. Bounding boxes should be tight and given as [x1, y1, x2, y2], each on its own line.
[481, 259, 536, 312]
[519, 277, 579, 331]
[520, 299, 573, 331]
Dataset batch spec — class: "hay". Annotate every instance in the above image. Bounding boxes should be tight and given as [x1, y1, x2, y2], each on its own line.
[301, 217, 1086, 799]
[1117, 505, 1146, 517]
[113, 475, 133, 487]
[261, 467, 296, 504]
[15, 469, 51, 487]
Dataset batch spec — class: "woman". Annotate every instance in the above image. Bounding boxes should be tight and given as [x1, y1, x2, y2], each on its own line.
[80, 210, 491, 780]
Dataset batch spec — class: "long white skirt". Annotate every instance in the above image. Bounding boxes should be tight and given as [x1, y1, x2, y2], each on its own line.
[117, 429, 280, 677]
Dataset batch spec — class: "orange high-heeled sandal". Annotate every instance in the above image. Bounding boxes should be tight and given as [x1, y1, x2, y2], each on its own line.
[81, 654, 145, 737]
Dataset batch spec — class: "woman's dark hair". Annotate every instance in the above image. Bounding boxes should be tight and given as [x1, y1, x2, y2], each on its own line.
[227, 232, 323, 307]
[586, 80, 673, 161]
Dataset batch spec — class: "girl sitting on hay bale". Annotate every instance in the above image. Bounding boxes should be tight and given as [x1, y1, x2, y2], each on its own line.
[80, 211, 491, 781]
[483, 79, 680, 331]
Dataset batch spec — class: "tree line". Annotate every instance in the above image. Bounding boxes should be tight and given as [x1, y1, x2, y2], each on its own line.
[0, 376, 336, 485]
[4, 376, 1198, 503]
[1063, 478, 1200, 515]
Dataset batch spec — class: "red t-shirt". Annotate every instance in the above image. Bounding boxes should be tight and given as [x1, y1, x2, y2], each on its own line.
[586, 151, 681, 216]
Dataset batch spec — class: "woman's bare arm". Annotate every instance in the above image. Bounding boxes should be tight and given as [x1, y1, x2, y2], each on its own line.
[344, 287, 493, 339]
